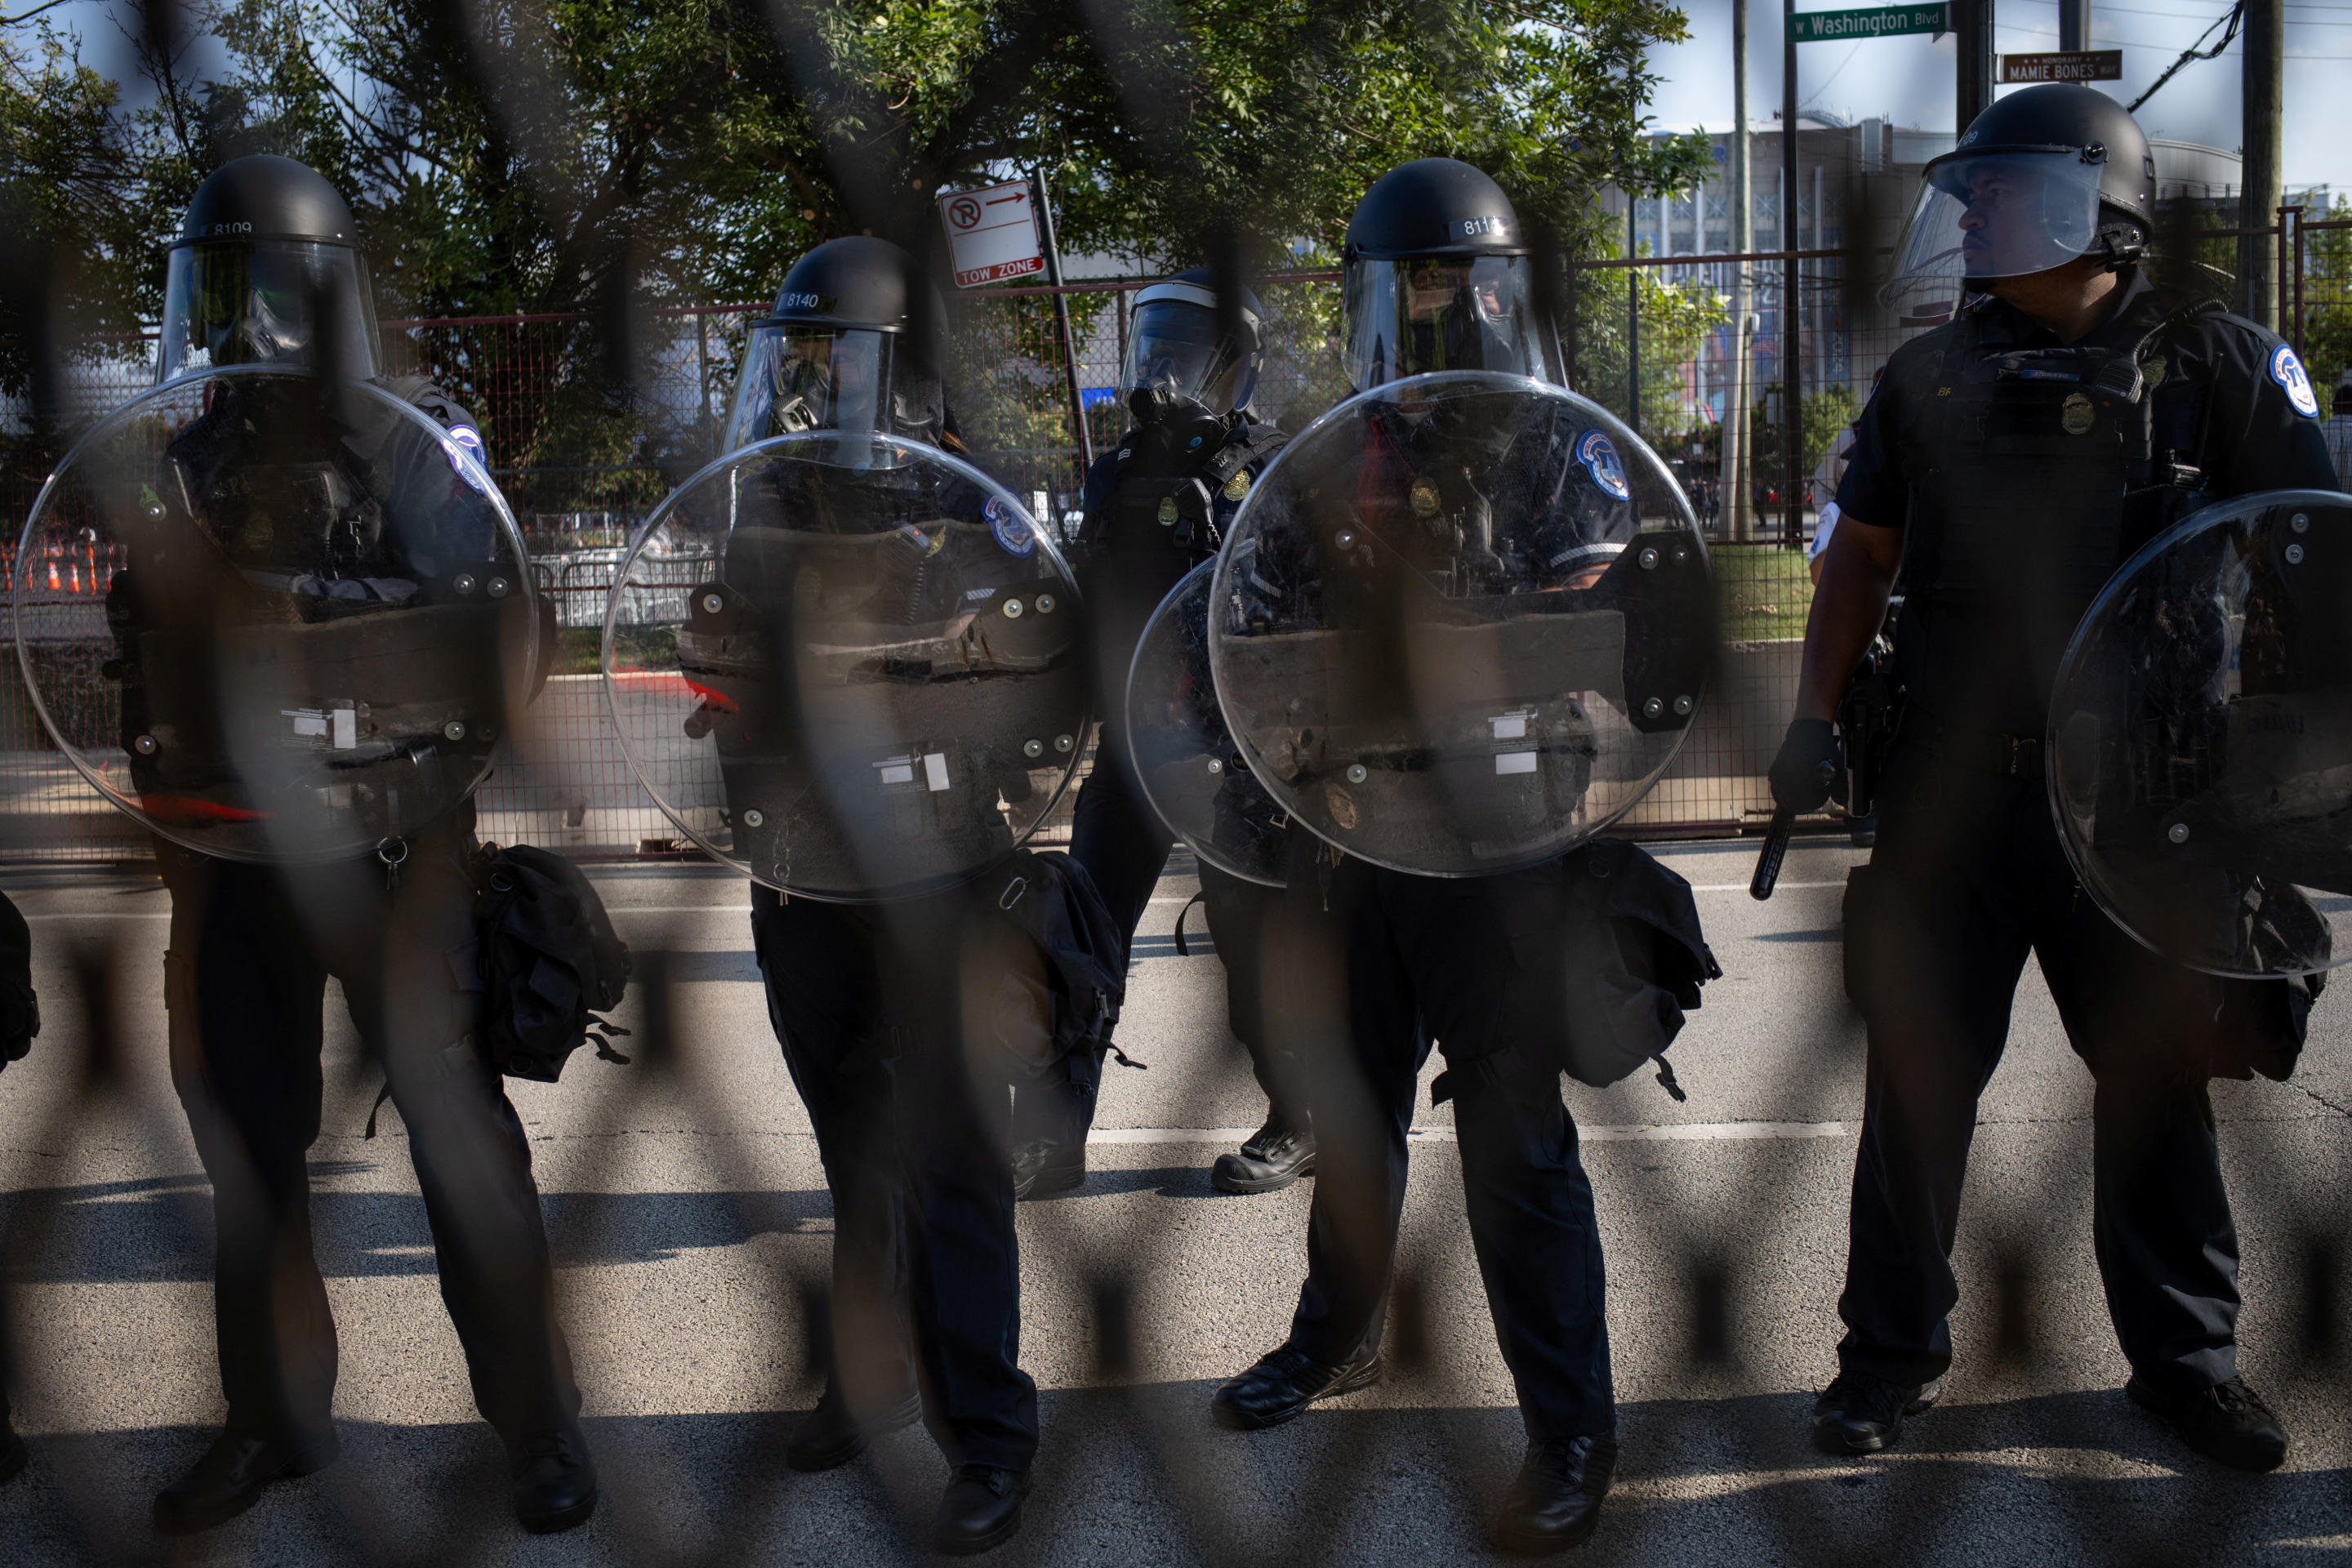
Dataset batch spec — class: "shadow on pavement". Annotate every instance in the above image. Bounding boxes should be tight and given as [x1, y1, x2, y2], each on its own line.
[0, 1387, 2343, 1566]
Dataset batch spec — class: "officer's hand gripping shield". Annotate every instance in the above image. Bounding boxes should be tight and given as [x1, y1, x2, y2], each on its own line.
[2050, 490, 2352, 978]
[600, 433, 1088, 901]
[15, 366, 537, 862]
[1125, 559, 1288, 886]
[1205, 372, 1715, 875]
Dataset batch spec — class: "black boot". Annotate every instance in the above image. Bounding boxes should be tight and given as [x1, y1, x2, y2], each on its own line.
[1811, 1372, 1941, 1455]
[508, 1426, 598, 1535]
[1210, 1115, 1316, 1195]
[1013, 1139, 1085, 1200]
[1494, 1433, 1618, 1554]
[0, 1415, 25, 1486]
[786, 1383, 924, 1472]
[933, 1463, 1030, 1555]
[1210, 1343, 1381, 1431]
[154, 1428, 336, 1536]
[2128, 1374, 2289, 1472]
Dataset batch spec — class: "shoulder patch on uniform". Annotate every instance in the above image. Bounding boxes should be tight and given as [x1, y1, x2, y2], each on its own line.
[1222, 470, 1251, 501]
[445, 424, 489, 492]
[2270, 344, 2320, 417]
[983, 495, 1036, 557]
[1575, 430, 1630, 501]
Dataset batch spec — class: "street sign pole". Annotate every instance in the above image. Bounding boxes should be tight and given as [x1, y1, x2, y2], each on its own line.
[2245, 0, 2283, 327]
[1031, 167, 1095, 475]
[1954, 0, 1993, 131]
[1784, 0, 1803, 550]
[1725, 0, 1753, 541]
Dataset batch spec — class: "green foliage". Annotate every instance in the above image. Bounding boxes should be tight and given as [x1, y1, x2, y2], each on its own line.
[5, 0, 1704, 500]
[1801, 381, 1859, 472]
[0, 29, 149, 402]
[1714, 541, 1812, 640]
[1569, 234, 1727, 442]
[12, 0, 1703, 316]
[1744, 381, 1859, 495]
[2302, 196, 2350, 423]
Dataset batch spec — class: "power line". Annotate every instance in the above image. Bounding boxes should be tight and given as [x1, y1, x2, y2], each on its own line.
[2116, 0, 2243, 106]
[2100, 2, 2352, 20]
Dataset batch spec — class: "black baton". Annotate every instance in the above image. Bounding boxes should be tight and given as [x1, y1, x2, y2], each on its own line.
[1750, 810, 1794, 901]
[1751, 759, 1837, 901]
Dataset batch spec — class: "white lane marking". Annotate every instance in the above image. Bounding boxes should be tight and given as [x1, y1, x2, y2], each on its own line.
[605, 906, 754, 915]
[29, 893, 1839, 922]
[1150, 884, 1851, 901]
[25, 911, 169, 920]
[1089, 1121, 1849, 1146]
[24, 885, 1851, 917]
[24, 907, 771, 921]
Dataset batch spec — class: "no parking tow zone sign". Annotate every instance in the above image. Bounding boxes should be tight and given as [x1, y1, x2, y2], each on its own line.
[938, 181, 1045, 288]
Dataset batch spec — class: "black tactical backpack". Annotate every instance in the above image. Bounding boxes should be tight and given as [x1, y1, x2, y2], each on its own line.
[473, 843, 633, 1082]
[987, 849, 1129, 1068]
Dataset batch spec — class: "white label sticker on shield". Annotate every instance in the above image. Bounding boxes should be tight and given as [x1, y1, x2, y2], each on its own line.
[332, 708, 357, 750]
[879, 760, 915, 786]
[286, 708, 327, 737]
[924, 753, 951, 791]
[1494, 750, 1539, 775]
[1490, 714, 1528, 740]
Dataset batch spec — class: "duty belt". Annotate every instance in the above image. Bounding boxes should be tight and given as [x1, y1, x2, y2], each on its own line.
[1926, 724, 2045, 781]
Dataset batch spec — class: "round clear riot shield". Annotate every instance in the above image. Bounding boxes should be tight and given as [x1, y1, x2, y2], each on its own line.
[1125, 559, 1287, 886]
[2050, 489, 2352, 978]
[600, 433, 1087, 901]
[15, 365, 538, 862]
[1206, 372, 1714, 877]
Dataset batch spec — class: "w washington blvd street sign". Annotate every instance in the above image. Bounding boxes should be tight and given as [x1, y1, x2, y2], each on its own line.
[1786, 2, 1949, 42]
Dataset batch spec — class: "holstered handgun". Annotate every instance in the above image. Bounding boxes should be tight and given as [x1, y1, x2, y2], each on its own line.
[1838, 602, 1904, 820]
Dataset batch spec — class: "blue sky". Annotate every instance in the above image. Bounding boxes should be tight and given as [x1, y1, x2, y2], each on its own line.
[1645, 0, 2352, 198]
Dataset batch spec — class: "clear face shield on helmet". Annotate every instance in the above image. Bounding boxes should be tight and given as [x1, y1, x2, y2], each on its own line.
[721, 324, 942, 462]
[1343, 254, 1553, 390]
[1891, 150, 2112, 296]
[1120, 299, 1257, 415]
[158, 241, 383, 383]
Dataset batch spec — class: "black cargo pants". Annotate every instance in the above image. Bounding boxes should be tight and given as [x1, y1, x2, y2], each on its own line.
[1285, 858, 1617, 1443]
[1837, 745, 2243, 1395]
[158, 822, 579, 1459]
[752, 883, 1043, 1472]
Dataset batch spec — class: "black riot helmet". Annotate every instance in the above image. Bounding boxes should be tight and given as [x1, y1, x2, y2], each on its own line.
[1120, 268, 1265, 431]
[158, 154, 383, 383]
[1895, 85, 2157, 290]
[1340, 158, 1559, 390]
[721, 236, 950, 457]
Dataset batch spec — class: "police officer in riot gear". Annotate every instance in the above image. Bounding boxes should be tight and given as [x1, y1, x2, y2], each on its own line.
[132, 155, 595, 1535]
[1209, 160, 1715, 1555]
[1012, 269, 1303, 1197]
[728, 237, 1080, 1554]
[1779, 86, 2339, 1471]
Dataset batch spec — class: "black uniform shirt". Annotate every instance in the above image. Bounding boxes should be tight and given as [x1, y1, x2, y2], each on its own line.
[1074, 415, 1284, 560]
[1836, 270, 2338, 732]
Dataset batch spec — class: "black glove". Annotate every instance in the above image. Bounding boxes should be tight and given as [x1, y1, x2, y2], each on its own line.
[1769, 718, 1844, 813]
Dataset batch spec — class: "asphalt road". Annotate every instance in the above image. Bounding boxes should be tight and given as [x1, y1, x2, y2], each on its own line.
[1, 835, 2348, 1565]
